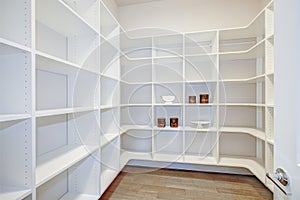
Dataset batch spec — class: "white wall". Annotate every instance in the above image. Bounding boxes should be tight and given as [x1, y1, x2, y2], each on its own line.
[118, 0, 269, 33]
[274, 0, 300, 199]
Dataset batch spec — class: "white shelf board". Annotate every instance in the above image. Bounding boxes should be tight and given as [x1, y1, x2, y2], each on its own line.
[185, 126, 218, 132]
[152, 81, 184, 84]
[153, 153, 184, 163]
[0, 185, 31, 200]
[267, 139, 274, 145]
[101, 73, 120, 82]
[121, 53, 152, 62]
[101, 134, 119, 147]
[185, 52, 218, 57]
[0, 37, 31, 55]
[0, 114, 31, 122]
[36, 107, 97, 117]
[184, 103, 217, 107]
[120, 80, 153, 85]
[36, 51, 99, 75]
[36, 144, 98, 187]
[60, 193, 99, 200]
[219, 103, 265, 107]
[154, 103, 183, 106]
[219, 127, 265, 141]
[185, 80, 218, 84]
[153, 55, 183, 60]
[219, 40, 265, 60]
[154, 126, 184, 131]
[36, 0, 97, 36]
[101, 169, 119, 195]
[100, 105, 119, 110]
[219, 156, 266, 183]
[184, 155, 218, 165]
[220, 74, 265, 83]
[120, 104, 152, 107]
[120, 125, 152, 134]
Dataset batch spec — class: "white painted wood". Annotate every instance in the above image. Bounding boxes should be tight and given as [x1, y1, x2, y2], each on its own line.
[0, 1, 276, 199]
[274, 0, 300, 198]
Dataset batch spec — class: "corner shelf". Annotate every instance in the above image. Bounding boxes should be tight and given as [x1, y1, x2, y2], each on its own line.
[219, 127, 265, 141]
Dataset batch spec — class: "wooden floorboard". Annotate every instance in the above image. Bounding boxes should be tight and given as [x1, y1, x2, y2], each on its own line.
[100, 166, 273, 200]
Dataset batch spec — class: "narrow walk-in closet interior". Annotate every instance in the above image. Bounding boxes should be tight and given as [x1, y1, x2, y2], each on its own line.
[0, 0, 277, 199]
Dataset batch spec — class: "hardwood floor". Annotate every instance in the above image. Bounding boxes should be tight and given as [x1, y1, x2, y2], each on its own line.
[100, 166, 273, 200]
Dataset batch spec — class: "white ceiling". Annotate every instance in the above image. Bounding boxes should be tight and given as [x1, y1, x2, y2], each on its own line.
[115, 0, 163, 7]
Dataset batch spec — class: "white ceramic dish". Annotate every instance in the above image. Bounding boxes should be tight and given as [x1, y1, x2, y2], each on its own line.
[161, 95, 175, 104]
[190, 120, 210, 129]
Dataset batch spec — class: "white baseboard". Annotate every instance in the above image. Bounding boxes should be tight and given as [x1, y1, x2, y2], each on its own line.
[126, 159, 253, 175]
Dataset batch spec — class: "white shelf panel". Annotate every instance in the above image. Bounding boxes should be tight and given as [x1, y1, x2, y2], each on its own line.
[36, 51, 99, 75]
[100, 105, 119, 110]
[154, 103, 183, 107]
[152, 81, 184, 84]
[185, 126, 218, 132]
[153, 55, 183, 60]
[219, 40, 265, 60]
[184, 155, 218, 165]
[120, 80, 153, 85]
[120, 125, 152, 134]
[219, 103, 265, 107]
[36, 0, 97, 36]
[0, 38, 31, 55]
[185, 53, 218, 57]
[154, 126, 184, 131]
[219, 156, 266, 183]
[36, 145, 98, 187]
[153, 153, 184, 163]
[267, 139, 274, 145]
[36, 107, 97, 117]
[121, 54, 152, 62]
[185, 80, 218, 84]
[219, 127, 265, 141]
[0, 185, 31, 200]
[0, 114, 31, 122]
[101, 73, 120, 82]
[184, 103, 217, 107]
[60, 193, 99, 200]
[120, 104, 152, 107]
[220, 74, 265, 83]
[101, 134, 119, 147]
[101, 169, 119, 195]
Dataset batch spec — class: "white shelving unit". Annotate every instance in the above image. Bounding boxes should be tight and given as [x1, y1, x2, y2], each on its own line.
[0, 0, 274, 199]
[119, 1, 274, 192]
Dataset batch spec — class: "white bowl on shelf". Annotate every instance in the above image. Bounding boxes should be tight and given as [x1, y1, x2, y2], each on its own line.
[190, 121, 210, 129]
[161, 95, 175, 104]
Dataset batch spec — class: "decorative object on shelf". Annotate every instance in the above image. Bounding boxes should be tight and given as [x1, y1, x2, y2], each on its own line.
[200, 94, 209, 104]
[162, 95, 175, 104]
[170, 117, 179, 128]
[157, 118, 166, 128]
[189, 96, 196, 104]
[190, 120, 210, 129]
